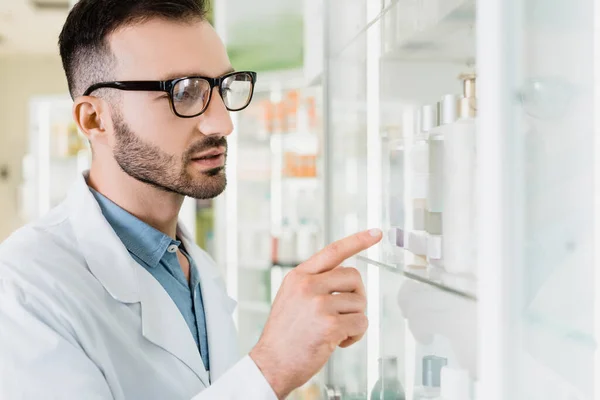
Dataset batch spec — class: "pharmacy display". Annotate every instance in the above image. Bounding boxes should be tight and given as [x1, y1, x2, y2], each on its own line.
[400, 74, 478, 276]
[317, 0, 597, 399]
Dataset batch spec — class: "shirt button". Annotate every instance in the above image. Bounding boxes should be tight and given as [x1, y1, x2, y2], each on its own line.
[167, 244, 178, 253]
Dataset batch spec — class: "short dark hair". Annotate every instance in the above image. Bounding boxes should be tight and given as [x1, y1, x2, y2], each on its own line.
[59, 0, 208, 99]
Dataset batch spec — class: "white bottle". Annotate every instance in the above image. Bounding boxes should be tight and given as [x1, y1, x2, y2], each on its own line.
[434, 366, 472, 400]
[389, 137, 406, 251]
[427, 102, 443, 236]
[427, 96, 458, 268]
[443, 75, 477, 275]
[408, 105, 434, 259]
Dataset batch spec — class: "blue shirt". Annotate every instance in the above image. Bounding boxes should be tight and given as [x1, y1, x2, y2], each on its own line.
[90, 189, 210, 371]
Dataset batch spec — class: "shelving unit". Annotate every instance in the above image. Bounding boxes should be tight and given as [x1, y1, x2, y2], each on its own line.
[318, 0, 598, 399]
[20, 96, 91, 222]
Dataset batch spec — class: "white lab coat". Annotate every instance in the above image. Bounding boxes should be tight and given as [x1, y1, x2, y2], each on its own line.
[0, 173, 277, 400]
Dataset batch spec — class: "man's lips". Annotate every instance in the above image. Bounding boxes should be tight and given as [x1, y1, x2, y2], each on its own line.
[191, 147, 226, 160]
[190, 148, 226, 170]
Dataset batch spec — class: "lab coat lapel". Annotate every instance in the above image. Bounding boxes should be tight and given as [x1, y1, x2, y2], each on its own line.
[136, 266, 210, 387]
[179, 227, 239, 383]
[198, 271, 239, 382]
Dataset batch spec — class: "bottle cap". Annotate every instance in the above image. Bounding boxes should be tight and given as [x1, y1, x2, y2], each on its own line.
[460, 74, 476, 98]
[458, 74, 477, 118]
[440, 366, 471, 400]
[422, 355, 448, 387]
[420, 105, 435, 132]
[440, 94, 458, 124]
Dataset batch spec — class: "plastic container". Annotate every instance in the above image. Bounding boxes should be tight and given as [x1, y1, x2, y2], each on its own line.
[443, 75, 477, 275]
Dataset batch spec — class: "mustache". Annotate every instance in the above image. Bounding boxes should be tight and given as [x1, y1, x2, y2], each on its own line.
[185, 136, 228, 161]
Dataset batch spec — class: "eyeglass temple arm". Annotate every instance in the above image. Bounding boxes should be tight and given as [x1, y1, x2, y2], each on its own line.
[83, 81, 166, 96]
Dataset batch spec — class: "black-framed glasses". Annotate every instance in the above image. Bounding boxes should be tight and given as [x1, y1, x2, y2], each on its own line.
[83, 71, 257, 118]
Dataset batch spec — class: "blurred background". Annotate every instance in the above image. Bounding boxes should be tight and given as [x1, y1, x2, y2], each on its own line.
[0, 1, 598, 400]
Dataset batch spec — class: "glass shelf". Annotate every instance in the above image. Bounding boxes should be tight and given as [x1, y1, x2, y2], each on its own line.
[381, 0, 475, 63]
[356, 255, 477, 301]
[333, 0, 475, 63]
[332, 0, 394, 58]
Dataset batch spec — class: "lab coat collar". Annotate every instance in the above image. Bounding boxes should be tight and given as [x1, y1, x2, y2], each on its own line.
[67, 173, 140, 304]
[66, 173, 237, 386]
[89, 187, 175, 269]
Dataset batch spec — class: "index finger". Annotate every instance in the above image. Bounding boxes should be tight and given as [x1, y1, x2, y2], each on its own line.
[298, 229, 383, 274]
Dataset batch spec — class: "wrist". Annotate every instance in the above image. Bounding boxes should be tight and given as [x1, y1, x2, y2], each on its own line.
[249, 344, 291, 400]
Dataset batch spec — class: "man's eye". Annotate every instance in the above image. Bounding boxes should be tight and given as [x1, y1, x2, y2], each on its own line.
[173, 91, 190, 101]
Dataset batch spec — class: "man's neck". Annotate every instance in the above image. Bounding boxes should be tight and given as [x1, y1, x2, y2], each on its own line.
[87, 163, 184, 239]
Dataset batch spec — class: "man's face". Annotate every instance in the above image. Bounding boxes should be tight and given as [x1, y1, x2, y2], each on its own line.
[105, 18, 234, 199]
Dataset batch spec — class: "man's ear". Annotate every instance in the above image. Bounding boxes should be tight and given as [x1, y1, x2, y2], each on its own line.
[72, 96, 111, 146]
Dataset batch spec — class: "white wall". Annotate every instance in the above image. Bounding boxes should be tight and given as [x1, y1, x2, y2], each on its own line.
[0, 55, 68, 240]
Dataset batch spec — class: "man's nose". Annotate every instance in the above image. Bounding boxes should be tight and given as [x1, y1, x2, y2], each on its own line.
[196, 87, 234, 137]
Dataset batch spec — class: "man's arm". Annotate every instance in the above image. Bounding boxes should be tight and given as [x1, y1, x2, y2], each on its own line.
[0, 229, 381, 400]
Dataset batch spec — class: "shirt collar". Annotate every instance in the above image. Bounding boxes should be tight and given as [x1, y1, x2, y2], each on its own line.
[90, 188, 178, 268]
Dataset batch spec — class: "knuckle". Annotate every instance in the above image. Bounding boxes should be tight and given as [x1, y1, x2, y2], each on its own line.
[326, 242, 341, 258]
[313, 295, 329, 313]
[297, 275, 314, 297]
[322, 315, 339, 338]
[283, 269, 298, 284]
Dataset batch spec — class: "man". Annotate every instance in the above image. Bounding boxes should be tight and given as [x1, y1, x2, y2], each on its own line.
[0, 1, 382, 399]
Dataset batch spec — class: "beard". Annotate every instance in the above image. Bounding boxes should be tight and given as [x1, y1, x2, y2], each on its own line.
[112, 114, 228, 199]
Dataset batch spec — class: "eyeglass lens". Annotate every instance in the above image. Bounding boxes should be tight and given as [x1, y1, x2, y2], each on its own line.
[172, 72, 253, 116]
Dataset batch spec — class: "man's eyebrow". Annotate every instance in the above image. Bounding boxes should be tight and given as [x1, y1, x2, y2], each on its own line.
[159, 68, 236, 81]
